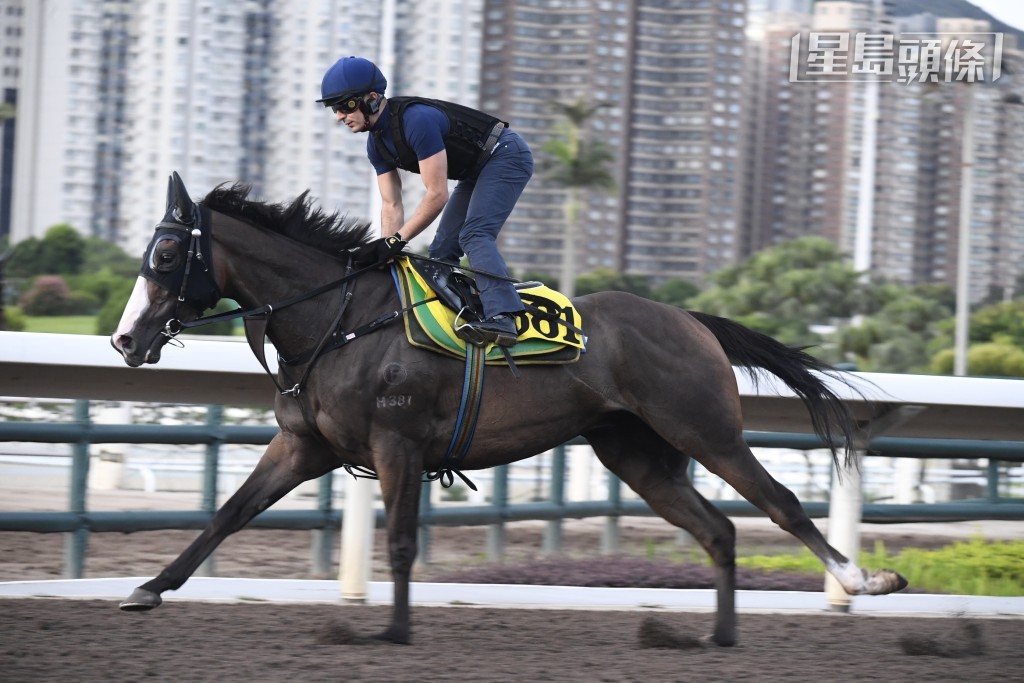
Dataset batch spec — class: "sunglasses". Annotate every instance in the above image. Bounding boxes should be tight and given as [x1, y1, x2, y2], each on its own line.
[330, 96, 363, 114]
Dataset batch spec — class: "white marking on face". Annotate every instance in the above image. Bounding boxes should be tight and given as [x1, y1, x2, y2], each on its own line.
[112, 277, 152, 345]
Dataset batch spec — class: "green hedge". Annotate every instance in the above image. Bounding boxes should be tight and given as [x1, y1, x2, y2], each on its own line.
[737, 538, 1024, 596]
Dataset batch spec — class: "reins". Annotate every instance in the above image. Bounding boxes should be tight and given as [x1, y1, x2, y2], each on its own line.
[165, 256, 436, 398]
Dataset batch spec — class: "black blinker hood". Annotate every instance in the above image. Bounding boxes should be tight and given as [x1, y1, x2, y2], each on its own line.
[140, 203, 220, 312]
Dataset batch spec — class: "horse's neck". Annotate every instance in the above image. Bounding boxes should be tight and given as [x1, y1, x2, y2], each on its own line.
[214, 222, 393, 354]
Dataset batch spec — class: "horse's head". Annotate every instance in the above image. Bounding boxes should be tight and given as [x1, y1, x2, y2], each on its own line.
[111, 172, 221, 367]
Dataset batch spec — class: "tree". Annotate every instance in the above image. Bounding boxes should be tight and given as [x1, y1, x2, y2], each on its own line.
[38, 224, 86, 276]
[837, 286, 955, 373]
[540, 98, 616, 298]
[689, 237, 864, 350]
[82, 237, 140, 279]
[7, 224, 87, 277]
[6, 237, 45, 278]
[969, 300, 1024, 347]
[652, 278, 700, 309]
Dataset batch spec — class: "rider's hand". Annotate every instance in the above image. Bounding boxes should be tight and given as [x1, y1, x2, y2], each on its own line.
[352, 234, 407, 268]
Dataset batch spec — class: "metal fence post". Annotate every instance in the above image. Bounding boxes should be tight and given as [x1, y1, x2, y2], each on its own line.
[987, 460, 1001, 502]
[64, 400, 91, 579]
[487, 465, 508, 560]
[543, 446, 566, 554]
[197, 405, 223, 577]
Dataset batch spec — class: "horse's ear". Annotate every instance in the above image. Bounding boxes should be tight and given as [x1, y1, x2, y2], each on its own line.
[165, 175, 175, 212]
[171, 171, 195, 224]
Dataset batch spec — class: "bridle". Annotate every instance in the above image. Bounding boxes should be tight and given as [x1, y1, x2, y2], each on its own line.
[139, 205, 221, 343]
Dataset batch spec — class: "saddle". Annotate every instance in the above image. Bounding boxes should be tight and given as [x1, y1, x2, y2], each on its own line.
[408, 258, 491, 333]
[393, 257, 585, 365]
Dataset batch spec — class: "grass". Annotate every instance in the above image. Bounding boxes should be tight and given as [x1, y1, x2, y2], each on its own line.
[22, 315, 98, 335]
[737, 537, 1024, 596]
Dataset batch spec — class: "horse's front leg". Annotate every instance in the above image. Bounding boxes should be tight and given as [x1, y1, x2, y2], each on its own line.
[372, 449, 424, 644]
[120, 432, 335, 610]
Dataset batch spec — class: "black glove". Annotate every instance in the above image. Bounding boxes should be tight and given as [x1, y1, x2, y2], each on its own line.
[352, 234, 407, 268]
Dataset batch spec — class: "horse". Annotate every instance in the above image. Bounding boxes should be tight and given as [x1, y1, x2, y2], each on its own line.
[111, 172, 907, 647]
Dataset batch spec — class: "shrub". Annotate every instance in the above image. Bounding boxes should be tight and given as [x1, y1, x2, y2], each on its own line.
[18, 276, 80, 316]
[1, 305, 26, 331]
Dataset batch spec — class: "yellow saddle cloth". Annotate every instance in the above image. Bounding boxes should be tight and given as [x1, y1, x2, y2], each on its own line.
[392, 258, 586, 364]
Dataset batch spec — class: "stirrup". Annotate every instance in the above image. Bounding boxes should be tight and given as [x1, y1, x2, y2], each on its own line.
[453, 308, 488, 346]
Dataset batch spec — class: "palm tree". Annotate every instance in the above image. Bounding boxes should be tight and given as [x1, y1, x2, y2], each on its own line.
[541, 99, 615, 298]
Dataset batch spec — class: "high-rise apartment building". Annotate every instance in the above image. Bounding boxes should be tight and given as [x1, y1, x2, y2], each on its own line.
[0, 0, 22, 240]
[261, 0, 385, 225]
[480, 0, 748, 286]
[117, 1, 254, 257]
[12, 0, 111, 244]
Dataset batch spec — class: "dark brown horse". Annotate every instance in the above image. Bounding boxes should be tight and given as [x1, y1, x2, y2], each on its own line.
[111, 173, 906, 646]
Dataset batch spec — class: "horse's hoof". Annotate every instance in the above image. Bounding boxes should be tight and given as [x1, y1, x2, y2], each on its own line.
[865, 569, 908, 595]
[119, 588, 162, 611]
[372, 627, 411, 645]
[705, 632, 736, 647]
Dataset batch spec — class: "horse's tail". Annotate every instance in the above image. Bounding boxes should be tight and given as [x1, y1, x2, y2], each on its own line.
[688, 310, 862, 469]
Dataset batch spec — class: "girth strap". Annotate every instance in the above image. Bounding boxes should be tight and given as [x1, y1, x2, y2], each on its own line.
[424, 342, 487, 490]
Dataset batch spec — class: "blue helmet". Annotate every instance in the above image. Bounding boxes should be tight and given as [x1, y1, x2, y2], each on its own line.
[317, 56, 387, 107]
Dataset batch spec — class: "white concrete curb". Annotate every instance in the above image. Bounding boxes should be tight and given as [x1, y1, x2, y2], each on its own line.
[1, 578, 1022, 618]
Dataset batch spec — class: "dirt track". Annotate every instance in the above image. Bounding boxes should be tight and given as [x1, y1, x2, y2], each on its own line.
[1, 598, 1019, 682]
[2, 490, 1022, 681]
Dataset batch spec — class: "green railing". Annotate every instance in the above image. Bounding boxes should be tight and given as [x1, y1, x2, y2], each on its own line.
[1, 400, 1022, 578]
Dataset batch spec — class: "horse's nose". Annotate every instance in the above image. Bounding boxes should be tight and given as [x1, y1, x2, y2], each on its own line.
[112, 334, 134, 356]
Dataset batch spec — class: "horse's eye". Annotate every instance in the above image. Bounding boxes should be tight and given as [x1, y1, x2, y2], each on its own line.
[149, 239, 181, 272]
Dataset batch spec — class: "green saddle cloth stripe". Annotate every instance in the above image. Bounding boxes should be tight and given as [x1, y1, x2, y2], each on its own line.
[392, 258, 584, 365]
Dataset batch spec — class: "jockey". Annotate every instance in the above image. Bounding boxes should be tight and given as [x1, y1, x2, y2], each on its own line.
[318, 55, 533, 348]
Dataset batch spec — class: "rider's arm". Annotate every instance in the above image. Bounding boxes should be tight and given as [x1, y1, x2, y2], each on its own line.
[395, 150, 449, 242]
[377, 170, 404, 237]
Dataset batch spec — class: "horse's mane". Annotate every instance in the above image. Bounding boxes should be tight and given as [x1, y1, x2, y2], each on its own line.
[200, 183, 374, 254]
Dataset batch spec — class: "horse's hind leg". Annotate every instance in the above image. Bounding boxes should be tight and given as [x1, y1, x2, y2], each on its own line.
[585, 419, 740, 646]
[120, 432, 334, 610]
[695, 431, 907, 597]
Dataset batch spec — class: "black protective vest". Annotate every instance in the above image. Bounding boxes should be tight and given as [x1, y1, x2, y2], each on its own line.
[372, 97, 508, 180]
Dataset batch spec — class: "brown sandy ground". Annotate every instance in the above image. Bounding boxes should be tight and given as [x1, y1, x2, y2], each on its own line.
[0, 599, 1019, 682]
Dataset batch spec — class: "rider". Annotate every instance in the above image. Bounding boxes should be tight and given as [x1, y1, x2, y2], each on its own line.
[318, 55, 533, 347]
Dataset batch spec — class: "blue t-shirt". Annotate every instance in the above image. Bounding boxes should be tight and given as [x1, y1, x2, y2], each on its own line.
[367, 102, 450, 176]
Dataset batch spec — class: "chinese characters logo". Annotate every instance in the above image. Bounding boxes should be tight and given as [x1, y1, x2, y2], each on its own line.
[789, 32, 1004, 83]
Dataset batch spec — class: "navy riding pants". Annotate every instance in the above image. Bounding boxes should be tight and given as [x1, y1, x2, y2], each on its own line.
[428, 130, 534, 319]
